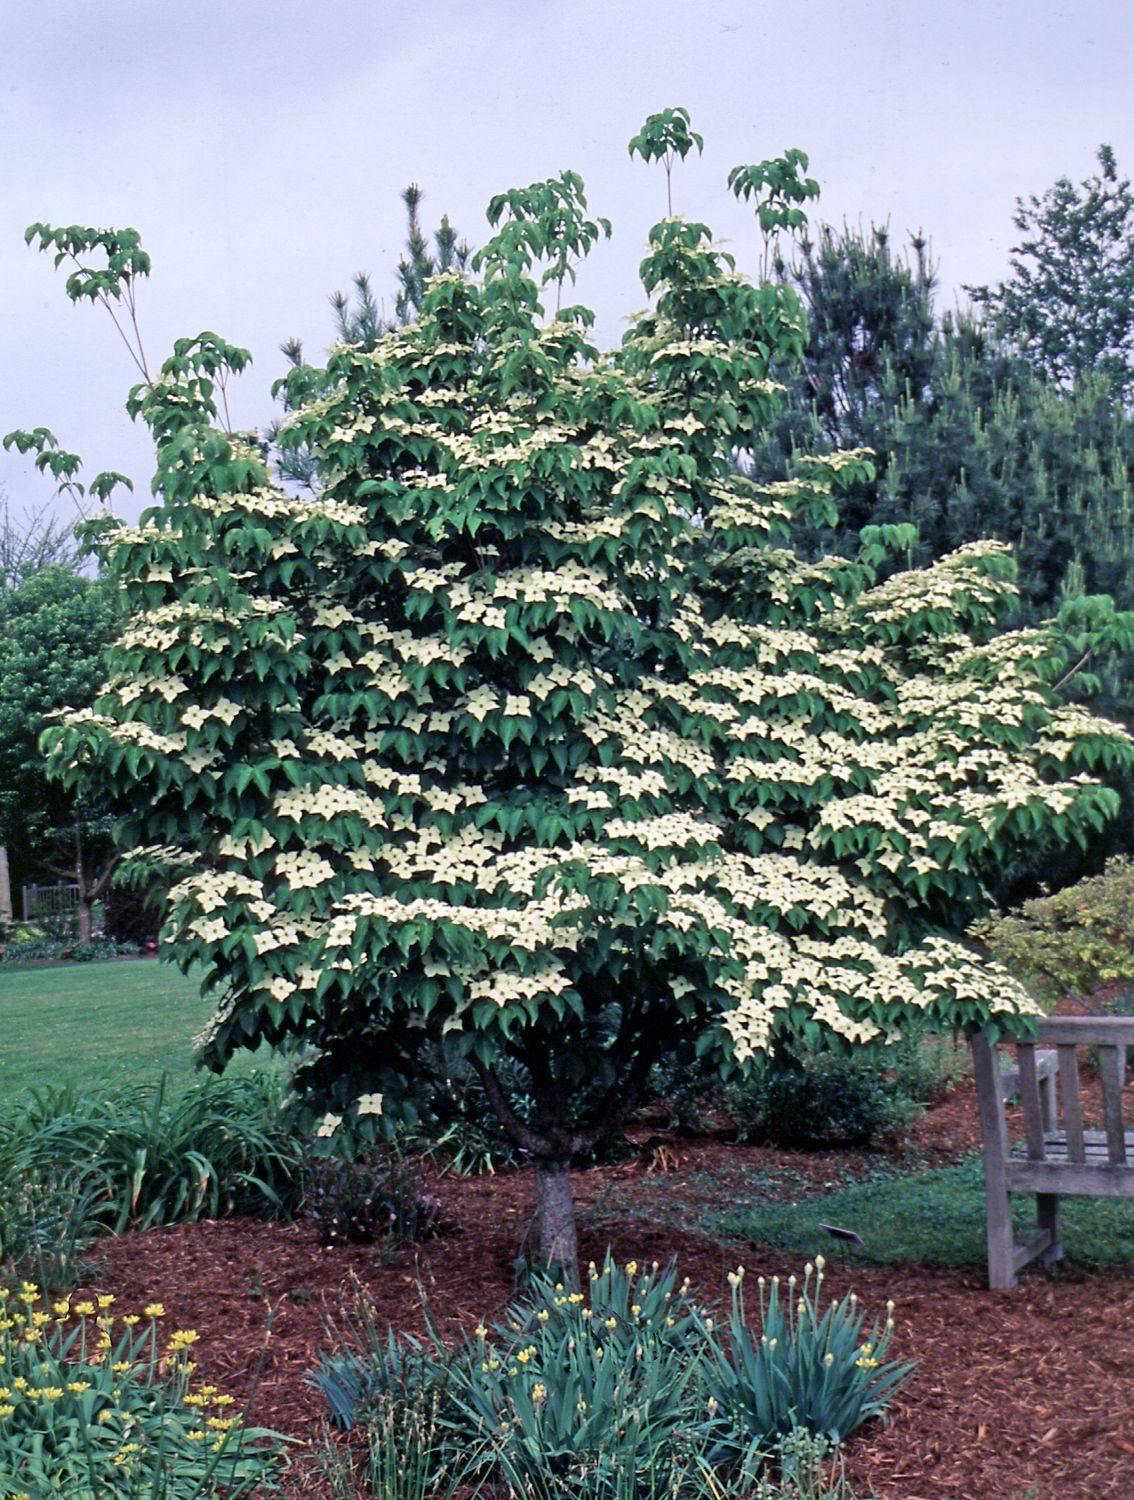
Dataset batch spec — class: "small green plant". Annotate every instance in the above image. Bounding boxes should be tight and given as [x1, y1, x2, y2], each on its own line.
[314, 1388, 476, 1500]
[302, 1149, 443, 1247]
[0, 1164, 108, 1288]
[705, 1260, 912, 1456]
[307, 1274, 439, 1432]
[0, 1281, 282, 1496]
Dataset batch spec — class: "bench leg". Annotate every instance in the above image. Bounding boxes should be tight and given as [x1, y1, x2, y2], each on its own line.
[1036, 1193, 1062, 1270]
[986, 1181, 1016, 1289]
[972, 1032, 1017, 1289]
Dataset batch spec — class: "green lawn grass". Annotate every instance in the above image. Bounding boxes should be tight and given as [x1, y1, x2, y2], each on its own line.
[718, 1156, 1134, 1268]
[0, 959, 269, 1104]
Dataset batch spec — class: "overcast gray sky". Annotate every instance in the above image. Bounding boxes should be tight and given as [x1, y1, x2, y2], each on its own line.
[4, 0, 1132, 527]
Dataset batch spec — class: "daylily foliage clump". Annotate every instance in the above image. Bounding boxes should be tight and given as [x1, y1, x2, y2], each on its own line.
[44, 122, 1134, 1263]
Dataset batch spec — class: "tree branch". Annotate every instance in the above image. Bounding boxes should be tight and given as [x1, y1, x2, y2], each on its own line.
[470, 1056, 553, 1158]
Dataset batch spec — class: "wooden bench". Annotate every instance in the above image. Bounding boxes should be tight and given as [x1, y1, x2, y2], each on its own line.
[970, 1017, 1134, 1289]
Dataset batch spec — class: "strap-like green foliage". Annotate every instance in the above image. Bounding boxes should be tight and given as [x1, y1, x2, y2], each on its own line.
[41, 124, 1134, 1153]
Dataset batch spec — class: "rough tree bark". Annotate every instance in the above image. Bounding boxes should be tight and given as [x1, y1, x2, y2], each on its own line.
[535, 1163, 578, 1278]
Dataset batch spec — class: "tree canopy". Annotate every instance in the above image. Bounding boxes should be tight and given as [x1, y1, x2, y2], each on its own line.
[36, 120, 1134, 1270]
[0, 562, 118, 928]
[969, 144, 1134, 400]
[752, 222, 1134, 737]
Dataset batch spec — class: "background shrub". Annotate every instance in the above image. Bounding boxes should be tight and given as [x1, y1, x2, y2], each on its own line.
[103, 880, 163, 947]
[0, 931, 138, 964]
[728, 1049, 922, 1149]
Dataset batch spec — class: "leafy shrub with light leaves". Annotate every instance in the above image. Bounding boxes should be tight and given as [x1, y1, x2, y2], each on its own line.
[33, 109, 1134, 1271]
[975, 855, 1134, 1012]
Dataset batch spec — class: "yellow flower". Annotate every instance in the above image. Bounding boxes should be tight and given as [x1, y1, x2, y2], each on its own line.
[73, 1302, 96, 1317]
[122, 1315, 141, 1328]
[144, 1304, 165, 1319]
[97, 1295, 115, 1310]
[52, 1301, 69, 1317]
[67, 1381, 92, 1394]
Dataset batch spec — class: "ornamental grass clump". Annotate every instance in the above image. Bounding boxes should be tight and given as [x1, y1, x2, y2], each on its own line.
[705, 1258, 913, 1457]
[0, 1074, 298, 1254]
[0, 1282, 281, 1496]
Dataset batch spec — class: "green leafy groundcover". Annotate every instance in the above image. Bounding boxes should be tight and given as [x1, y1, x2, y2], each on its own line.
[718, 1157, 1134, 1267]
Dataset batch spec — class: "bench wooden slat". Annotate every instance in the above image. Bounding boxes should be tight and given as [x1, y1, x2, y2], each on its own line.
[1018, 1045, 1047, 1160]
[1024, 1136, 1134, 1162]
[1057, 1044, 1085, 1163]
[1006, 1158, 1134, 1196]
[1098, 1046, 1127, 1165]
[1011, 1225, 1056, 1275]
[1036, 1017, 1134, 1045]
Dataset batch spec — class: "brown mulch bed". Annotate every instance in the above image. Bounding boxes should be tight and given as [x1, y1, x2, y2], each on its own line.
[73, 1078, 1134, 1498]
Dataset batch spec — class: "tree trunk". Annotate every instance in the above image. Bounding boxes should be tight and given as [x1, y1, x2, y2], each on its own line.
[535, 1163, 579, 1286]
[75, 826, 91, 943]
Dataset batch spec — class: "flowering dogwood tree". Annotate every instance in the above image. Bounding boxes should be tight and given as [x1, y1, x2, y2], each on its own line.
[39, 129, 1134, 1272]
